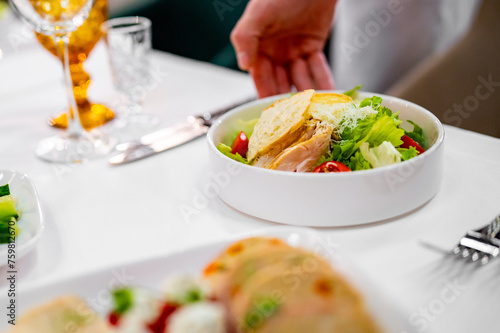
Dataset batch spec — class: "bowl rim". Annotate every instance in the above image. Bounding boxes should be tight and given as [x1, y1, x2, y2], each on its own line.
[207, 91, 445, 178]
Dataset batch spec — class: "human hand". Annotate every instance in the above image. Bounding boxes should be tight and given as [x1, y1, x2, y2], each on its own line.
[231, 0, 337, 97]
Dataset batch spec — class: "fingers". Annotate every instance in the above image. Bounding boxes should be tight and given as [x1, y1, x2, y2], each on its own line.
[250, 57, 291, 98]
[290, 58, 315, 91]
[307, 52, 335, 90]
[230, 27, 258, 71]
[230, 1, 269, 71]
[290, 53, 334, 92]
[275, 64, 291, 94]
[249, 53, 334, 98]
[250, 56, 279, 98]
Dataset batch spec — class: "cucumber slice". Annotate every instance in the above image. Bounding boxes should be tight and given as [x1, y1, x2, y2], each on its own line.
[0, 184, 19, 243]
[0, 217, 19, 244]
[0, 184, 19, 222]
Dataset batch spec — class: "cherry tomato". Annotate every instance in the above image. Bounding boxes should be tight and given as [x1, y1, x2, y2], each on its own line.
[231, 131, 249, 158]
[400, 135, 425, 154]
[313, 161, 351, 173]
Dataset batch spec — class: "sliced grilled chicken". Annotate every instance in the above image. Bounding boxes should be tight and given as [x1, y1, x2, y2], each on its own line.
[253, 121, 317, 168]
[269, 122, 333, 172]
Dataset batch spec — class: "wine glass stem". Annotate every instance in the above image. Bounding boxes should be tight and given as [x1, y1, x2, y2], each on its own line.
[54, 35, 85, 137]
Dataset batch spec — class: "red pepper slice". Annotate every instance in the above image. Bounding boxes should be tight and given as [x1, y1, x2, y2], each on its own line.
[313, 161, 351, 173]
[147, 302, 178, 333]
[400, 135, 425, 154]
[108, 311, 121, 326]
[231, 131, 249, 158]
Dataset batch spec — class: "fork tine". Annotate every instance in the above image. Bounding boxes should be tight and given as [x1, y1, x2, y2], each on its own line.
[452, 214, 500, 264]
[482, 254, 491, 265]
[461, 247, 471, 258]
[453, 233, 499, 264]
[478, 252, 491, 265]
[453, 244, 467, 258]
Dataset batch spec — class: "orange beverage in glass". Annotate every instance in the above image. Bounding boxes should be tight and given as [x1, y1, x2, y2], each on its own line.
[35, 0, 115, 130]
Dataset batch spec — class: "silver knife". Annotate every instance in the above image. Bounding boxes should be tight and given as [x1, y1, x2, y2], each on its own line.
[108, 97, 256, 165]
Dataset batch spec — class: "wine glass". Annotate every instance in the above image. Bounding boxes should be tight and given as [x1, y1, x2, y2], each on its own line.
[35, 0, 116, 131]
[9, 0, 116, 163]
[101, 16, 160, 140]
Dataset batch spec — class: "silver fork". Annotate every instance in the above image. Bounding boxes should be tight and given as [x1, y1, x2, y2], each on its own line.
[453, 213, 500, 264]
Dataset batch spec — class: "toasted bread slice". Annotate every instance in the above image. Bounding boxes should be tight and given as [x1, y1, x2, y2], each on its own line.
[10, 295, 110, 333]
[311, 92, 353, 105]
[247, 90, 315, 162]
[308, 93, 354, 137]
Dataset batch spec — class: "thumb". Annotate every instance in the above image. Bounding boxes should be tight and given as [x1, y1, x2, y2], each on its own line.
[230, 11, 260, 71]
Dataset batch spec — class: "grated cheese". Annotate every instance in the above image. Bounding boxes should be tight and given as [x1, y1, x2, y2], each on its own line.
[308, 102, 355, 130]
[337, 106, 378, 136]
[309, 101, 377, 137]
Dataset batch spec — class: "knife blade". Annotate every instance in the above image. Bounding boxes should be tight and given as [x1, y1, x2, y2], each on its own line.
[108, 96, 256, 165]
[114, 117, 204, 152]
[109, 119, 209, 165]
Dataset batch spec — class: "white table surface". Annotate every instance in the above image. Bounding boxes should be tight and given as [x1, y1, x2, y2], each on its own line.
[1, 34, 500, 333]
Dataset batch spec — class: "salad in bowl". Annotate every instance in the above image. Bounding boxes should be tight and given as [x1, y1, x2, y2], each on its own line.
[207, 90, 444, 226]
[217, 88, 427, 173]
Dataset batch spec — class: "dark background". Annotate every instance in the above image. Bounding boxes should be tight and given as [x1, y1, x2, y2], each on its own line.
[114, 0, 251, 70]
[113, 0, 332, 72]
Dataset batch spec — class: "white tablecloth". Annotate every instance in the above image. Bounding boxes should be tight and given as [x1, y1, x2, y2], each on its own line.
[1, 36, 500, 333]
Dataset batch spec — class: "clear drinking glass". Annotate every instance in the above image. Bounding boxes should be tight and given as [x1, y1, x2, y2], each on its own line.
[9, 0, 116, 163]
[102, 16, 159, 137]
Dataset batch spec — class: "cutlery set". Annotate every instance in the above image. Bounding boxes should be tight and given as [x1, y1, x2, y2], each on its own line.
[108, 97, 256, 165]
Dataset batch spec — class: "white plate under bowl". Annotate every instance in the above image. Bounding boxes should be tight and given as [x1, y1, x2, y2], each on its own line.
[1, 227, 419, 333]
[207, 91, 445, 227]
[0, 170, 44, 265]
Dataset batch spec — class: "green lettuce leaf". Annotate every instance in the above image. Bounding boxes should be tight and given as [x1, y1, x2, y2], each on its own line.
[359, 96, 396, 118]
[223, 118, 259, 146]
[343, 85, 362, 98]
[322, 96, 405, 170]
[183, 288, 203, 303]
[359, 96, 383, 109]
[360, 141, 402, 168]
[338, 114, 404, 159]
[112, 288, 133, 315]
[217, 143, 249, 164]
[397, 146, 419, 161]
[405, 120, 427, 149]
[350, 150, 372, 171]
[0, 184, 10, 197]
[353, 115, 403, 153]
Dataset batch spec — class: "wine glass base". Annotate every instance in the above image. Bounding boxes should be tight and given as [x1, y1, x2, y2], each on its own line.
[35, 130, 117, 164]
[48, 103, 116, 131]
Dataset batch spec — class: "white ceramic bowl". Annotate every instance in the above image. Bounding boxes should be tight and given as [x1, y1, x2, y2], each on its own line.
[207, 92, 444, 227]
[0, 170, 44, 264]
